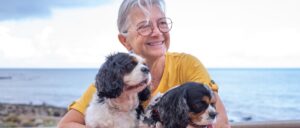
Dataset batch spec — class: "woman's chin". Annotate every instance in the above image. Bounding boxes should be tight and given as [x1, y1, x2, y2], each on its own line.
[145, 48, 167, 58]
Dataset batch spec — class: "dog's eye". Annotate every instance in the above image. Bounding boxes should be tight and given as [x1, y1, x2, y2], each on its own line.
[191, 102, 209, 113]
[200, 101, 209, 108]
[132, 60, 138, 66]
[211, 103, 216, 108]
[126, 61, 137, 69]
[127, 63, 134, 69]
[143, 62, 148, 67]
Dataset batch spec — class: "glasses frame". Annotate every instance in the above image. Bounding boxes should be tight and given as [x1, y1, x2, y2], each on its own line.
[135, 17, 173, 36]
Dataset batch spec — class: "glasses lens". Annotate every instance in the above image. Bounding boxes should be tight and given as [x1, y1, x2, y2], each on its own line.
[136, 18, 172, 36]
[158, 18, 172, 33]
[137, 21, 153, 36]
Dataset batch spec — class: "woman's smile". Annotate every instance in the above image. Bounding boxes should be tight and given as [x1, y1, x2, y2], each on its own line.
[146, 41, 163, 46]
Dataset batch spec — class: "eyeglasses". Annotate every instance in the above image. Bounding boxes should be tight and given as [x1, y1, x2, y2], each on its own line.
[135, 17, 173, 36]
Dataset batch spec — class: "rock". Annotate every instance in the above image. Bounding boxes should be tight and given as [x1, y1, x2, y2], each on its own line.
[4, 114, 21, 124]
[0, 76, 12, 80]
[0, 102, 67, 127]
[242, 116, 252, 121]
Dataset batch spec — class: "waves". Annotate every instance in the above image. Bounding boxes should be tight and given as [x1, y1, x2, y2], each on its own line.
[1, 68, 300, 122]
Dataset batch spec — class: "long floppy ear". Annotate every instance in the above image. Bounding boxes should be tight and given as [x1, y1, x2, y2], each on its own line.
[136, 87, 151, 120]
[157, 91, 189, 128]
[95, 54, 124, 100]
[138, 86, 151, 101]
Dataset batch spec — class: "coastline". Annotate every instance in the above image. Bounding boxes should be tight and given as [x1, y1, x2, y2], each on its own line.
[0, 102, 67, 127]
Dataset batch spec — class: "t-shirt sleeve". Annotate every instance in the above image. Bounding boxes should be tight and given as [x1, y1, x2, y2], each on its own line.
[181, 54, 219, 92]
[68, 83, 96, 114]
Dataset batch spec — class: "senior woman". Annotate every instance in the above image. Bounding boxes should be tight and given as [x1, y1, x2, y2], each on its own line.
[58, 0, 230, 128]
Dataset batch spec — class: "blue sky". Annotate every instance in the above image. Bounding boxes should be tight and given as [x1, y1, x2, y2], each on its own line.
[0, 0, 299, 68]
[0, 0, 107, 21]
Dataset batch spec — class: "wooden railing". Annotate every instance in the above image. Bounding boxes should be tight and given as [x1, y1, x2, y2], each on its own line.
[231, 120, 300, 128]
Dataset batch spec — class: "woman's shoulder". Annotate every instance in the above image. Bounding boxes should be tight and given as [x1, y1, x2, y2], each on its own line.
[166, 52, 199, 62]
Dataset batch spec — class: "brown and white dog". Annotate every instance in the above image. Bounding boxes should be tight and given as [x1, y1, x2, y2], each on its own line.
[144, 82, 217, 128]
[85, 52, 151, 128]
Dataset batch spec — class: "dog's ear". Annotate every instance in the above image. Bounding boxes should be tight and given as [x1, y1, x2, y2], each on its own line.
[158, 91, 189, 128]
[95, 54, 124, 99]
[95, 67, 124, 99]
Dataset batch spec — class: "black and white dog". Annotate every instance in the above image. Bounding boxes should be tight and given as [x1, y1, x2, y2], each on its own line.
[144, 82, 217, 128]
[85, 52, 151, 128]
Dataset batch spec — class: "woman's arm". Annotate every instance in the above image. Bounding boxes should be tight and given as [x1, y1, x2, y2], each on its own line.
[175, 53, 230, 127]
[57, 109, 86, 128]
[58, 84, 96, 128]
[214, 92, 231, 128]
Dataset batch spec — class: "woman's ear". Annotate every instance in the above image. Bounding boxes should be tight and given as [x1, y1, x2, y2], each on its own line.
[118, 34, 132, 50]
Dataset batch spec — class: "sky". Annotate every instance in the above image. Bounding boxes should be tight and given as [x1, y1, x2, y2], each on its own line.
[0, 0, 299, 68]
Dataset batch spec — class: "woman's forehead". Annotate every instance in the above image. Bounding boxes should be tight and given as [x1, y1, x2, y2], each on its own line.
[129, 5, 165, 24]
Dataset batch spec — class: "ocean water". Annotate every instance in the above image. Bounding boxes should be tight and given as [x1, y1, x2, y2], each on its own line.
[0, 68, 300, 122]
[209, 68, 300, 122]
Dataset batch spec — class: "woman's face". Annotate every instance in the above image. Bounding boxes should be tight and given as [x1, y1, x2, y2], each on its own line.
[122, 5, 170, 61]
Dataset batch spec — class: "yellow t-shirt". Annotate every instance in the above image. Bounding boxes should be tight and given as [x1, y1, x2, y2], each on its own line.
[68, 52, 218, 114]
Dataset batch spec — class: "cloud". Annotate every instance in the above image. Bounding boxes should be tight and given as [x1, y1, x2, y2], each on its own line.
[0, 0, 299, 68]
[165, 0, 300, 68]
[0, 0, 124, 68]
[0, 0, 107, 21]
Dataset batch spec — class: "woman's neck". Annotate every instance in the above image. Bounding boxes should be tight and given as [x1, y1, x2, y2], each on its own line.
[146, 55, 166, 91]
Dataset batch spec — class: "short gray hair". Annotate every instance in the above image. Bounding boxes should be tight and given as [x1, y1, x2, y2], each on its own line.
[117, 0, 166, 36]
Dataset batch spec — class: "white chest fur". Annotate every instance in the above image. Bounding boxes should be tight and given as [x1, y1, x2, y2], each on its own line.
[85, 94, 139, 128]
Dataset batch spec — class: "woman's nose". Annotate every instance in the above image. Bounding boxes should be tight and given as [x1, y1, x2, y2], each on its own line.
[151, 24, 163, 36]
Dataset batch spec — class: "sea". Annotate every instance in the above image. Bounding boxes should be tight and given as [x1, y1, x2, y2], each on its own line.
[0, 68, 300, 122]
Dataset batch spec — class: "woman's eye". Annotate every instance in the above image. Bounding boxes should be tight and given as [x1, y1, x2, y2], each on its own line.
[159, 21, 167, 25]
[138, 24, 151, 30]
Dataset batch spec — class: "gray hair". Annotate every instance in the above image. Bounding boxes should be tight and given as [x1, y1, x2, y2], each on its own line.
[117, 0, 166, 36]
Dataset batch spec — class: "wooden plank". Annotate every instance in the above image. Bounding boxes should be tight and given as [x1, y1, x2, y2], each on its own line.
[231, 120, 300, 128]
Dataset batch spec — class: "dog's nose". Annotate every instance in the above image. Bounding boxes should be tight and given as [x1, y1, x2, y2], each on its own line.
[141, 67, 150, 74]
[209, 112, 217, 119]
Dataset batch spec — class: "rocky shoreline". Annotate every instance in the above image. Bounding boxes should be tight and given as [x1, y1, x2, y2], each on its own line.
[0, 102, 67, 127]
